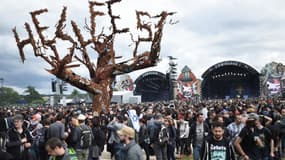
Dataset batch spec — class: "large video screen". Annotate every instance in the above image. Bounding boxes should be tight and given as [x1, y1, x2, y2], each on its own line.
[267, 78, 281, 95]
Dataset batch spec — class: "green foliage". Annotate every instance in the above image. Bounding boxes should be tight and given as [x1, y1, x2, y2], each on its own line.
[70, 89, 80, 98]
[31, 99, 45, 105]
[0, 87, 20, 105]
[68, 89, 88, 99]
[24, 86, 43, 103]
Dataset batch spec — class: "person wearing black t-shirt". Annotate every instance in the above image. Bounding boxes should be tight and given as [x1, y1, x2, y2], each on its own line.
[235, 113, 262, 160]
[255, 116, 274, 160]
[200, 122, 236, 160]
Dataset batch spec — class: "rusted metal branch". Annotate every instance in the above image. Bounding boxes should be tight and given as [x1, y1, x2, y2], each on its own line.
[55, 6, 77, 44]
[106, 0, 129, 35]
[89, 1, 105, 42]
[13, 1, 174, 112]
[30, 9, 56, 47]
[132, 11, 153, 57]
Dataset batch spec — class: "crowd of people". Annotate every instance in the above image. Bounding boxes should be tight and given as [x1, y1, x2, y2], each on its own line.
[0, 97, 285, 160]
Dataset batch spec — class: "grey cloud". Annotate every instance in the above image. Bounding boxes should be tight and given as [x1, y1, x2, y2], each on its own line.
[183, 1, 285, 36]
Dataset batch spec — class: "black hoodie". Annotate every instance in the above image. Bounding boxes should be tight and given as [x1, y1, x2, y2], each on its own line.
[6, 127, 32, 160]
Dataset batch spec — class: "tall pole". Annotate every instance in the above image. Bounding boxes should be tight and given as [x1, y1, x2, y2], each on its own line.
[167, 56, 178, 100]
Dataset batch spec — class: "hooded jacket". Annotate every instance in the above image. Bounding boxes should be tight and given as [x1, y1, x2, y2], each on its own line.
[147, 120, 162, 144]
[6, 127, 32, 160]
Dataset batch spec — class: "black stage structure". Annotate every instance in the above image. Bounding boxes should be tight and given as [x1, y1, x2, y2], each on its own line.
[201, 61, 260, 99]
[134, 71, 171, 102]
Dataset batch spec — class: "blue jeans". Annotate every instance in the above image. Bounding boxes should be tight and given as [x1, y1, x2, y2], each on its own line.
[262, 157, 271, 160]
[167, 144, 176, 160]
[153, 143, 167, 160]
[193, 146, 201, 160]
[30, 144, 38, 160]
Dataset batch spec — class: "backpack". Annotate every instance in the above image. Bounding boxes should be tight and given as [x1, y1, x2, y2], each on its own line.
[158, 125, 169, 146]
[79, 125, 93, 149]
[38, 127, 48, 147]
[28, 123, 38, 137]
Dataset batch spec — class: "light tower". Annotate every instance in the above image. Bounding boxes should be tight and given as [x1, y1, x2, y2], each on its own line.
[167, 56, 178, 100]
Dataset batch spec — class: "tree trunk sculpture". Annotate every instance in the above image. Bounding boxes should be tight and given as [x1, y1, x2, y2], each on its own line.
[12, 0, 174, 112]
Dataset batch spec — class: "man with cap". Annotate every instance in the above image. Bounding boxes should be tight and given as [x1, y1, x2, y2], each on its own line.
[117, 126, 143, 160]
[71, 114, 93, 160]
[6, 114, 33, 160]
[234, 113, 262, 160]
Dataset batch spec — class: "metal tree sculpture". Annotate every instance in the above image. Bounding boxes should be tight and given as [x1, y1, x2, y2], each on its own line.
[12, 0, 174, 112]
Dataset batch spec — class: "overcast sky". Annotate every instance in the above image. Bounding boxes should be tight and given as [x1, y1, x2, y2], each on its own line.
[1, 0, 285, 95]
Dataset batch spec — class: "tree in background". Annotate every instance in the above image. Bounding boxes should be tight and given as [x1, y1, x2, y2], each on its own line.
[24, 86, 44, 104]
[69, 89, 82, 104]
[13, 0, 175, 112]
[70, 89, 80, 98]
[0, 87, 20, 106]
